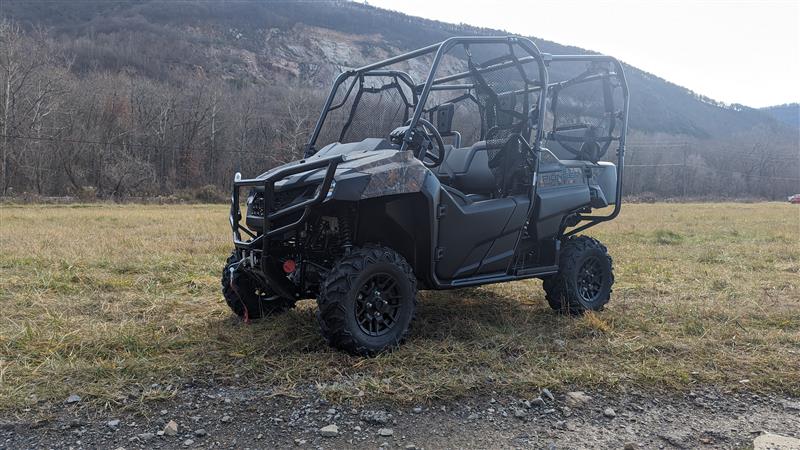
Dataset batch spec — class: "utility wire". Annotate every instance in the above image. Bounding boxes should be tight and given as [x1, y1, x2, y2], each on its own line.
[626, 163, 684, 167]
[4, 133, 798, 180]
[0, 133, 286, 157]
[627, 163, 800, 181]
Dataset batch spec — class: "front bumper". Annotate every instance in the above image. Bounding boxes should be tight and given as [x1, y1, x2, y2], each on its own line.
[229, 154, 344, 300]
[229, 154, 344, 252]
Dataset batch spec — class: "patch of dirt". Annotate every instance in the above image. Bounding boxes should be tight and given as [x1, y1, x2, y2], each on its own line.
[3, 385, 798, 449]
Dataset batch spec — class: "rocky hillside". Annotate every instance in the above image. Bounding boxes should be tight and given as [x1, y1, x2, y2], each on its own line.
[1, 0, 797, 198]
[5, 0, 793, 139]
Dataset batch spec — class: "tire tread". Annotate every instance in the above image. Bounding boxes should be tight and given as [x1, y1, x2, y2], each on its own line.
[544, 236, 614, 314]
[316, 245, 417, 356]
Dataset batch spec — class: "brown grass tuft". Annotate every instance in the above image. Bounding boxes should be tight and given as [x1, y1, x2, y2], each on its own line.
[0, 202, 798, 413]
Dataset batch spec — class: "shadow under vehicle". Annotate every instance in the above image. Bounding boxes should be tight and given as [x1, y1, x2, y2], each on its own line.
[224, 36, 630, 355]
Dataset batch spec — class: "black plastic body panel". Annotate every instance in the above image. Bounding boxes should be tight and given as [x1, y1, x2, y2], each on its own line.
[535, 185, 590, 240]
[436, 191, 530, 280]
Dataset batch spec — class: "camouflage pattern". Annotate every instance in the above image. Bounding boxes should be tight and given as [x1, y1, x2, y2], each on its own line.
[356, 150, 429, 199]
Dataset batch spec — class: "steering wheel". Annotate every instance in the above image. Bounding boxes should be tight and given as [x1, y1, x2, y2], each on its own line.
[550, 122, 612, 162]
[404, 118, 446, 168]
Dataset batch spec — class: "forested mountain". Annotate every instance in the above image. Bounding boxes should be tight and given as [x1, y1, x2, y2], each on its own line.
[1, 0, 797, 199]
[761, 104, 799, 128]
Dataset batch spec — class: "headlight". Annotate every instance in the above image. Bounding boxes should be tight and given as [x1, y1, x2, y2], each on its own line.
[245, 189, 264, 216]
[316, 180, 336, 200]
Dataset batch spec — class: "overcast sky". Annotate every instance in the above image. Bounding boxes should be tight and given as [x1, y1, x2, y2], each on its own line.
[367, 0, 799, 108]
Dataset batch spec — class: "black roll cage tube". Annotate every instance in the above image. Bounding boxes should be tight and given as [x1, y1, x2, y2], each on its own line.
[546, 54, 629, 236]
[303, 37, 628, 238]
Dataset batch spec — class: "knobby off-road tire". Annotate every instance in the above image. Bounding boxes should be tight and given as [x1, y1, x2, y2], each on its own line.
[316, 245, 417, 356]
[221, 252, 296, 320]
[543, 236, 614, 315]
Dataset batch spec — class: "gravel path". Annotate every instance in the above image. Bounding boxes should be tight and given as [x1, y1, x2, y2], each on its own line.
[2, 384, 799, 449]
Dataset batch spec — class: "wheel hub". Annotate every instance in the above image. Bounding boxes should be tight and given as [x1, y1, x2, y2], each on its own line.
[355, 273, 402, 337]
[577, 256, 604, 303]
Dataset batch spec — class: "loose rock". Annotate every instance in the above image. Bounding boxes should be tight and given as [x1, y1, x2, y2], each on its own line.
[658, 432, 689, 448]
[107, 419, 120, 428]
[183, 438, 194, 446]
[565, 391, 592, 407]
[623, 443, 636, 450]
[163, 420, 179, 436]
[65, 394, 81, 404]
[220, 415, 232, 423]
[361, 410, 390, 425]
[531, 397, 546, 407]
[194, 428, 207, 437]
[378, 428, 394, 437]
[319, 424, 339, 437]
[137, 432, 155, 441]
[603, 407, 616, 418]
[754, 433, 800, 450]
[412, 407, 422, 414]
[512, 407, 526, 419]
[541, 388, 555, 401]
[781, 400, 800, 411]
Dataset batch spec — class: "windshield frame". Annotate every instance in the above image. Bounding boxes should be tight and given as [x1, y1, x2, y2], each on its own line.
[305, 36, 551, 156]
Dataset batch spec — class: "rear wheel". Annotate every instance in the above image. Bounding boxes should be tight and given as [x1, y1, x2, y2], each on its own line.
[221, 252, 295, 320]
[316, 245, 417, 355]
[543, 236, 614, 314]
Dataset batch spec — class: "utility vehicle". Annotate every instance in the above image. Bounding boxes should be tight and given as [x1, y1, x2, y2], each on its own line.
[224, 36, 629, 355]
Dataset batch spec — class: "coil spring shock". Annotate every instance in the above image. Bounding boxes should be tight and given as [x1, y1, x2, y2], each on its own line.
[338, 212, 353, 251]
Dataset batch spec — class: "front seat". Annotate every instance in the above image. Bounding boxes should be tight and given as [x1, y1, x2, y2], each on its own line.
[433, 141, 497, 202]
[442, 185, 490, 205]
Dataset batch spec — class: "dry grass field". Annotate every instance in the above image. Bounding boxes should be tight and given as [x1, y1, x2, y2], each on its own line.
[0, 202, 798, 414]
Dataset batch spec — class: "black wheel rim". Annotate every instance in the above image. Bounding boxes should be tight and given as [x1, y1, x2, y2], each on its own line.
[354, 272, 403, 337]
[577, 256, 604, 303]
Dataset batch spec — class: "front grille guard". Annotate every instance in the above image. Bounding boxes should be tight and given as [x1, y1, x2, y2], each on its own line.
[229, 154, 344, 253]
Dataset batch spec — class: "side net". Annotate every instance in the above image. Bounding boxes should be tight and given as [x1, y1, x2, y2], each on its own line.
[315, 74, 415, 146]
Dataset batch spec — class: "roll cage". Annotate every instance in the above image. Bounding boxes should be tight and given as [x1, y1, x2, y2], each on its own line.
[303, 36, 629, 234]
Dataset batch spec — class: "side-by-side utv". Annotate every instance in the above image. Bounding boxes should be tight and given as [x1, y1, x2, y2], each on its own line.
[224, 36, 629, 355]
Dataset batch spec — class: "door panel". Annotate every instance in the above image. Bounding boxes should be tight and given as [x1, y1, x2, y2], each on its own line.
[435, 191, 530, 280]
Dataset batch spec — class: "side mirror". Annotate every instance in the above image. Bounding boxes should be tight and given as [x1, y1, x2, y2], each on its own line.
[435, 103, 455, 135]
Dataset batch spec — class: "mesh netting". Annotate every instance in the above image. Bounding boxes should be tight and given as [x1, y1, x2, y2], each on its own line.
[468, 46, 535, 143]
[316, 75, 414, 146]
[544, 61, 625, 160]
[459, 45, 542, 193]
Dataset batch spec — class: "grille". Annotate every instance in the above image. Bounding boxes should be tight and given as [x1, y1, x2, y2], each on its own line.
[248, 185, 318, 218]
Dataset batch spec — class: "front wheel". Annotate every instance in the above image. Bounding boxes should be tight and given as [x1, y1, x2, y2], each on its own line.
[543, 236, 614, 314]
[316, 245, 417, 355]
[221, 252, 296, 320]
